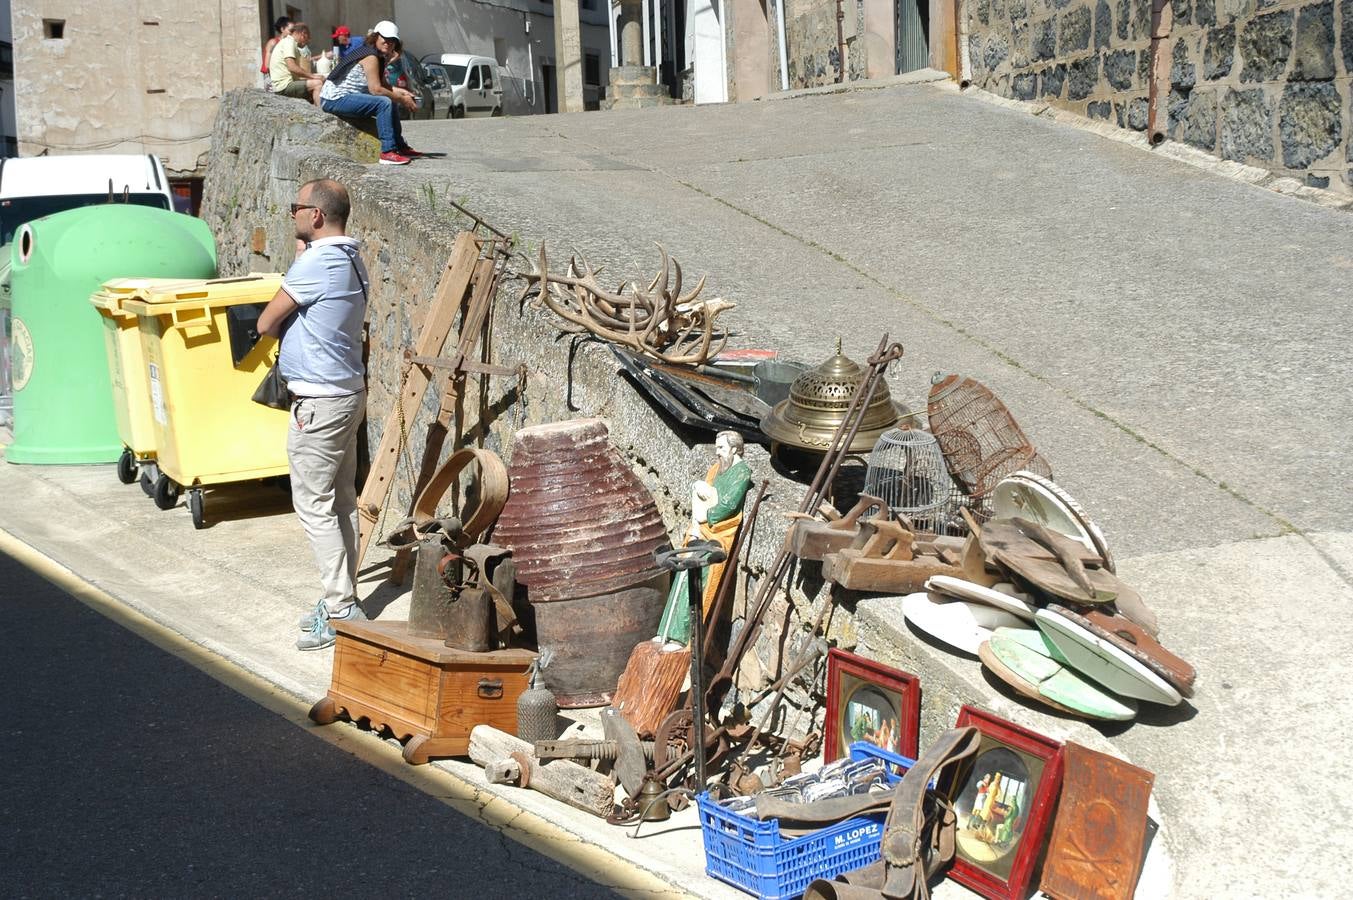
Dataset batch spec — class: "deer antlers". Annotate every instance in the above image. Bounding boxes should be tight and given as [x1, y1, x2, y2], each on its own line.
[518, 243, 735, 366]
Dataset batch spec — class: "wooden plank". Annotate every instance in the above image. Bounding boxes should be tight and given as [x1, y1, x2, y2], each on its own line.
[1041, 743, 1155, 900]
[331, 634, 437, 727]
[356, 232, 482, 567]
[822, 551, 961, 592]
[468, 725, 616, 818]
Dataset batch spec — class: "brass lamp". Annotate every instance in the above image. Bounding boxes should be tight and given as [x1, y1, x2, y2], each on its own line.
[760, 343, 903, 454]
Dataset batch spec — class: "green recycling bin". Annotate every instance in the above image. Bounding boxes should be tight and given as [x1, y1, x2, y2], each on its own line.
[6, 205, 217, 464]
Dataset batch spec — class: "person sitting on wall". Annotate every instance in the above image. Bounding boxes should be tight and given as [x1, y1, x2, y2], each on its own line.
[331, 24, 353, 60]
[269, 21, 323, 100]
[260, 16, 291, 90]
[318, 21, 421, 166]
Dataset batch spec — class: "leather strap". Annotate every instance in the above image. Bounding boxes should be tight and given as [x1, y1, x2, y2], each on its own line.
[412, 447, 509, 539]
[805, 726, 980, 900]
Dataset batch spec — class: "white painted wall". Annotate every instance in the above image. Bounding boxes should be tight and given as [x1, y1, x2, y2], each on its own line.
[394, 0, 612, 114]
[689, 0, 726, 103]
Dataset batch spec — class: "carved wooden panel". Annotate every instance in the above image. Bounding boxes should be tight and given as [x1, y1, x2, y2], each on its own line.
[1040, 742, 1155, 900]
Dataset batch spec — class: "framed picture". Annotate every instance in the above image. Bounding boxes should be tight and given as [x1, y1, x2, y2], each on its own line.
[948, 705, 1065, 900]
[824, 648, 920, 763]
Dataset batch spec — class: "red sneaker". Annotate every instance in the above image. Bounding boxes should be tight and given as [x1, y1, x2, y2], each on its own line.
[379, 150, 411, 166]
[398, 146, 424, 158]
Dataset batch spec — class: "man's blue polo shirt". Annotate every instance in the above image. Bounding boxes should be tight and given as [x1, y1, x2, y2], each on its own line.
[278, 235, 368, 397]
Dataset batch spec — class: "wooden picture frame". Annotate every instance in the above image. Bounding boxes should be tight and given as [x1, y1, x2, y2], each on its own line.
[948, 705, 1065, 900]
[824, 648, 920, 763]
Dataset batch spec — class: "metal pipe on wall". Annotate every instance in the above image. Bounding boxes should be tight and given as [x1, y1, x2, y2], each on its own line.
[1146, 0, 1172, 145]
[609, 0, 619, 66]
[835, 0, 846, 82]
[775, 0, 790, 91]
[956, 0, 972, 87]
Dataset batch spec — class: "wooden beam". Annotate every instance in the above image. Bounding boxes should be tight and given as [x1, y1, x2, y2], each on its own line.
[356, 231, 482, 568]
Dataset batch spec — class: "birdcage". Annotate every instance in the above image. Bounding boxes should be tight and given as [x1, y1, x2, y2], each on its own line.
[863, 428, 972, 536]
[926, 373, 1052, 502]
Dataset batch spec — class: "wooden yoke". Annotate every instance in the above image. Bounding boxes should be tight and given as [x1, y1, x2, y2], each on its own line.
[355, 232, 483, 569]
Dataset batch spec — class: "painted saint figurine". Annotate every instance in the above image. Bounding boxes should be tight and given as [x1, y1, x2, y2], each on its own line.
[654, 430, 753, 645]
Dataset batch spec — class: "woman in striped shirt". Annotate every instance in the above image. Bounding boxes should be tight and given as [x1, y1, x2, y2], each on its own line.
[318, 21, 420, 165]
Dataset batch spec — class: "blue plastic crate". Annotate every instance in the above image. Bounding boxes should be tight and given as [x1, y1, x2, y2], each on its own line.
[698, 743, 916, 900]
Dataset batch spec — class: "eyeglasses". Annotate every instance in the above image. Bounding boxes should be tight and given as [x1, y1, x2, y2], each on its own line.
[290, 203, 318, 215]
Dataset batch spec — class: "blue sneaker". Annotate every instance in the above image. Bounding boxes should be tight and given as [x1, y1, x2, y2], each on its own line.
[296, 603, 365, 651]
[297, 599, 327, 632]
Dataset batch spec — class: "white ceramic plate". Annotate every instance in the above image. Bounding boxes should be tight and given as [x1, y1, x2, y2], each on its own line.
[902, 592, 1028, 656]
[992, 470, 1115, 572]
[925, 576, 1037, 622]
[1035, 608, 1181, 706]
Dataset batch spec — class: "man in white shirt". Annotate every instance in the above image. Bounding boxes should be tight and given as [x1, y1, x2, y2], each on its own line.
[258, 178, 370, 651]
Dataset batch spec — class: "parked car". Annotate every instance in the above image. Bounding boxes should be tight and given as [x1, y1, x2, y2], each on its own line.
[385, 54, 436, 120]
[420, 63, 457, 119]
[421, 54, 503, 118]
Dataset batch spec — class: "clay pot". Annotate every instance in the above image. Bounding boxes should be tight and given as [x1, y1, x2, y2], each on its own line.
[493, 418, 671, 707]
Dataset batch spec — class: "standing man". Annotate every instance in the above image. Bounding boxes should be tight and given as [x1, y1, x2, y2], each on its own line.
[258, 179, 370, 651]
[269, 21, 322, 99]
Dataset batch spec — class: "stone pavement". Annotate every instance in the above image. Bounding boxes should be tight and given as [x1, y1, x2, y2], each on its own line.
[399, 80, 1351, 896]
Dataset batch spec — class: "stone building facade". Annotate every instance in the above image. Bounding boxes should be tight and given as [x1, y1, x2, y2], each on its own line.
[966, 0, 1353, 191]
[12, 0, 260, 176]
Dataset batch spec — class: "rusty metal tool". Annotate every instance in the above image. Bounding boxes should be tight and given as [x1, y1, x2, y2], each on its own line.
[705, 336, 904, 722]
[654, 540, 727, 791]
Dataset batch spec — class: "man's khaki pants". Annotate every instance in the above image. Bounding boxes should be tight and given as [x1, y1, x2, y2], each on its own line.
[287, 391, 365, 616]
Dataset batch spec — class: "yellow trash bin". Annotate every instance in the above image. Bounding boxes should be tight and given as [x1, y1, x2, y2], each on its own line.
[90, 278, 193, 486]
[122, 274, 288, 529]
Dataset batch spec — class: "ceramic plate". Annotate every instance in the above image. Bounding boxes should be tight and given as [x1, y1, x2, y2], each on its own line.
[1035, 609, 1181, 706]
[992, 470, 1116, 572]
[902, 592, 1028, 656]
[925, 576, 1037, 622]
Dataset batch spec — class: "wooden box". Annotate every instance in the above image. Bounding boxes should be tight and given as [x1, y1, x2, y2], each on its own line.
[308, 619, 536, 765]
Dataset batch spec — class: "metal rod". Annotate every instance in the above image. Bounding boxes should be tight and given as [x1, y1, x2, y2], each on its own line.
[702, 480, 768, 654]
[687, 553, 708, 790]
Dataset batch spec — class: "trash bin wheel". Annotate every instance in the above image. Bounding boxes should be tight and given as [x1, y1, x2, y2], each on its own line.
[116, 448, 137, 485]
[140, 470, 155, 497]
[152, 474, 181, 511]
[188, 488, 206, 530]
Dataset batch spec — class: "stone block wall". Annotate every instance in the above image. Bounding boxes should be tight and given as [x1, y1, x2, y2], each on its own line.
[968, 0, 1353, 191]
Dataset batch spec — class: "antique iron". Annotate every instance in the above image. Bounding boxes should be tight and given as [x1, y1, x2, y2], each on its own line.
[760, 343, 904, 454]
[492, 419, 671, 707]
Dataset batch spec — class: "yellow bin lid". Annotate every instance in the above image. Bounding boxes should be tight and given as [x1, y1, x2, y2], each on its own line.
[122, 274, 284, 317]
[90, 277, 202, 315]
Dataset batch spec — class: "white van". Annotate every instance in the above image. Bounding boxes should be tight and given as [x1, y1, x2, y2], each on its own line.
[422, 54, 504, 118]
[0, 154, 175, 246]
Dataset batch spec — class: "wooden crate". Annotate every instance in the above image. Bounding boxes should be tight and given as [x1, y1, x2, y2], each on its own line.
[309, 620, 536, 765]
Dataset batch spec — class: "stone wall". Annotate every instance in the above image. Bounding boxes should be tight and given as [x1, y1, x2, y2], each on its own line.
[202, 89, 833, 724]
[968, 0, 1353, 192]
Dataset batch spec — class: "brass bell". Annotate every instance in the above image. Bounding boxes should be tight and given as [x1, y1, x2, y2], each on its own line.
[759, 342, 903, 454]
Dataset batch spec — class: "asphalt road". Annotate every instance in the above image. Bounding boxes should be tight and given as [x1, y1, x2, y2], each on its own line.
[0, 550, 619, 899]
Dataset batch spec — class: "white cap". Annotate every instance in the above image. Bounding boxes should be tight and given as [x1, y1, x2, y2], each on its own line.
[372, 20, 399, 40]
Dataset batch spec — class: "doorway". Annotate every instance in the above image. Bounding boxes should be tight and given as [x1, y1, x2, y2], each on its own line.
[541, 64, 558, 113]
[896, 0, 929, 73]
